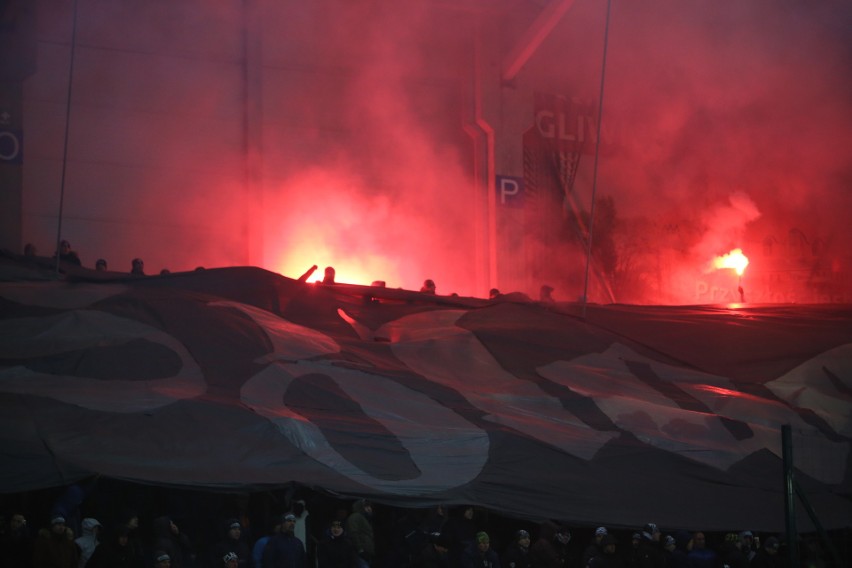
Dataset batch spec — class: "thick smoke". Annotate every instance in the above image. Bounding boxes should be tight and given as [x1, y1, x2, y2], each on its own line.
[257, 1, 479, 294]
[25, 0, 851, 302]
[527, 0, 852, 303]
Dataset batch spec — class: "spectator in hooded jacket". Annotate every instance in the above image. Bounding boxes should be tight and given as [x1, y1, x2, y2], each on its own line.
[86, 524, 143, 568]
[345, 500, 374, 568]
[74, 518, 102, 568]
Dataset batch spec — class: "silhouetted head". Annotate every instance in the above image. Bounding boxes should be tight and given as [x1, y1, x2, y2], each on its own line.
[323, 266, 336, 284]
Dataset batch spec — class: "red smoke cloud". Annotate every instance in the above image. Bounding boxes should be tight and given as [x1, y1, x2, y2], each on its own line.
[22, 1, 851, 304]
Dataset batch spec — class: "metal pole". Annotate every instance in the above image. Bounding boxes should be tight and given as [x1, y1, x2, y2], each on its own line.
[782, 424, 799, 567]
[581, 0, 612, 317]
[794, 478, 843, 567]
[54, 0, 79, 276]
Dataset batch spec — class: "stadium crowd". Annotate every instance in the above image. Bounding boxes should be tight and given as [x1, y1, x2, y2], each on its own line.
[0, 479, 835, 568]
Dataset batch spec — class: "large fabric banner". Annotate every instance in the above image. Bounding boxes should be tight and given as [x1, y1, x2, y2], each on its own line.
[1, 259, 850, 531]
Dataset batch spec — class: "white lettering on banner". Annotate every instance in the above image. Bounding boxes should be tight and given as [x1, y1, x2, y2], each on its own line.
[375, 310, 618, 460]
[766, 343, 852, 438]
[210, 301, 340, 361]
[240, 360, 490, 494]
[537, 343, 849, 484]
[7, 286, 845, 489]
[0, 310, 206, 412]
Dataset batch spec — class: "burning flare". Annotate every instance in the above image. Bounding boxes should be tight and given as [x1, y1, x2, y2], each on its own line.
[712, 248, 749, 276]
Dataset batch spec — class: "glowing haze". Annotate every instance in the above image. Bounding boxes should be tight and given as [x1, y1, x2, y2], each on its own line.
[21, 0, 852, 303]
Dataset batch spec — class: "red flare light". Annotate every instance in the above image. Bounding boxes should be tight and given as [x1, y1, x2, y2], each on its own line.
[712, 248, 749, 276]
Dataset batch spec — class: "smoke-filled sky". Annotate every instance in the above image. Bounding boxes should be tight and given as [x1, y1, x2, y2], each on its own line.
[25, 0, 852, 303]
[580, 0, 852, 302]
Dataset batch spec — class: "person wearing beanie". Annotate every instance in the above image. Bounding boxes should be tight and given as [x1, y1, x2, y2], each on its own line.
[212, 519, 251, 568]
[627, 533, 642, 568]
[502, 529, 532, 568]
[633, 523, 664, 568]
[317, 518, 358, 568]
[582, 527, 608, 568]
[660, 536, 677, 568]
[666, 531, 692, 568]
[461, 532, 499, 568]
[588, 535, 622, 568]
[262, 513, 306, 568]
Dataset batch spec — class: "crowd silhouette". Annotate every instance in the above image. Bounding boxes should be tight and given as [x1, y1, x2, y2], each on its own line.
[0, 479, 831, 568]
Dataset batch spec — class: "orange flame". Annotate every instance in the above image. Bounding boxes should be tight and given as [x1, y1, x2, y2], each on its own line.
[712, 248, 749, 276]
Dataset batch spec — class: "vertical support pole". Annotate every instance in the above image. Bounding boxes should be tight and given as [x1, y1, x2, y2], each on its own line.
[55, 0, 79, 276]
[781, 424, 799, 567]
[464, 16, 496, 295]
[581, 0, 612, 315]
[241, 0, 264, 267]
